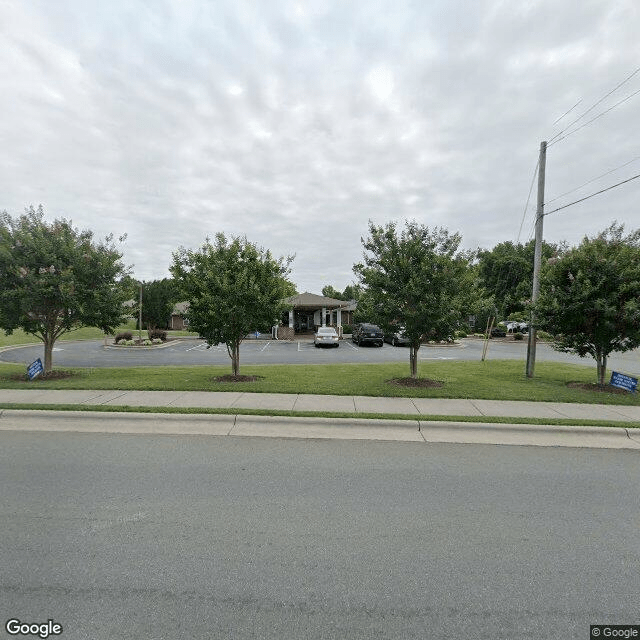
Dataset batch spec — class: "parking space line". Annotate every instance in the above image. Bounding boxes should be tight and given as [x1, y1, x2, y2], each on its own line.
[260, 342, 271, 352]
[345, 341, 359, 350]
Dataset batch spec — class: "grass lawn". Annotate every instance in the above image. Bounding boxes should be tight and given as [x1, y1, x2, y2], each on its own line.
[0, 322, 199, 347]
[0, 359, 638, 405]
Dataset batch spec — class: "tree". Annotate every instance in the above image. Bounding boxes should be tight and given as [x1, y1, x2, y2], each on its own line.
[0, 206, 130, 373]
[171, 233, 294, 377]
[354, 220, 474, 378]
[138, 278, 179, 330]
[535, 223, 640, 386]
[321, 283, 362, 301]
[478, 240, 556, 318]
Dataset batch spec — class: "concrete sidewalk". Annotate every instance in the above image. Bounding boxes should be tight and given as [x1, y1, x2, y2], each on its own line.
[1, 388, 640, 423]
[1, 389, 640, 450]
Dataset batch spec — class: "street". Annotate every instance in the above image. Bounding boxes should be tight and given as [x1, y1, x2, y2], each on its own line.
[1, 431, 638, 639]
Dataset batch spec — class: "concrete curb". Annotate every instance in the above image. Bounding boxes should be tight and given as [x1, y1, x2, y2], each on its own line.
[1, 409, 639, 450]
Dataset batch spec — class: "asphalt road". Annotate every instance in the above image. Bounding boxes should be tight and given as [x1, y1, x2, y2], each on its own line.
[1, 431, 638, 639]
[3, 337, 640, 372]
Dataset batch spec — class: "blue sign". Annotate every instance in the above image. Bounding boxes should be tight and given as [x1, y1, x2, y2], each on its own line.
[610, 371, 638, 393]
[27, 358, 44, 381]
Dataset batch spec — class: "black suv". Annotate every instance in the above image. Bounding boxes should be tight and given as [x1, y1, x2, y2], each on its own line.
[352, 323, 384, 347]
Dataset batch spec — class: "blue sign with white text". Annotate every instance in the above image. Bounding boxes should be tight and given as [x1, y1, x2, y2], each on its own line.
[27, 358, 44, 380]
[610, 371, 638, 393]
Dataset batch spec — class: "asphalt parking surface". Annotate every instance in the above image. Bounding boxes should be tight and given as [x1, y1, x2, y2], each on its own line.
[2, 337, 640, 372]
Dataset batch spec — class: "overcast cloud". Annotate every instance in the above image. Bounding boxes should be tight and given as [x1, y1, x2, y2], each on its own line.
[1, 0, 639, 292]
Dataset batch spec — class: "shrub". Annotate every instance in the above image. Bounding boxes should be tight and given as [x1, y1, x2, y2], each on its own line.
[115, 331, 133, 344]
[142, 339, 152, 346]
[152, 338, 163, 344]
[148, 329, 167, 342]
[455, 330, 467, 338]
[514, 332, 524, 341]
[341, 324, 352, 334]
[537, 330, 553, 341]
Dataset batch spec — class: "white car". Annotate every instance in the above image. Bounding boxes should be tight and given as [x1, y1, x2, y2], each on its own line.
[314, 326, 339, 348]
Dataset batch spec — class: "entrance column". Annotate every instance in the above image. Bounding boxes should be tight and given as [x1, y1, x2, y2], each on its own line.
[322, 307, 326, 327]
[337, 308, 342, 335]
[289, 309, 294, 329]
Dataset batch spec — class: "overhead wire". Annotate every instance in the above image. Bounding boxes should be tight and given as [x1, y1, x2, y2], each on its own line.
[548, 86, 640, 147]
[551, 98, 583, 127]
[545, 155, 640, 205]
[544, 172, 640, 216]
[516, 159, 539, 243]
[548, 65, 640, 145]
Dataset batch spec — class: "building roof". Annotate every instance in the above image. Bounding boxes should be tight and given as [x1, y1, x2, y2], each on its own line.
[283, 292, 351, 309]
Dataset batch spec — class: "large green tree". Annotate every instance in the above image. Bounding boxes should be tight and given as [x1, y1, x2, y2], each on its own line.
[354, 220, 474, 378]
[138, 278, 179, 330]
[535, 223, 640, 386]
[171, 233, 294, 377]
[478, 239, 556, 318]
[0, 206, 130, 373]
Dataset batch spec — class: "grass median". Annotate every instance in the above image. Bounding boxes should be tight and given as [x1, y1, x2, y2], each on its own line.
[0, 359, 638, 405]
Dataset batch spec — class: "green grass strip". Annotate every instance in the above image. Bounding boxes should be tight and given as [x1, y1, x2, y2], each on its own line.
[1, 403, 637, 429]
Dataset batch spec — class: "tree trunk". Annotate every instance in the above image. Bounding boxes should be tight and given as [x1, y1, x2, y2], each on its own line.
[43, 335, 54, 374]
[232, 342, 240, 377]
[596, 350, 607, 387]
[409, 343, 420, 379]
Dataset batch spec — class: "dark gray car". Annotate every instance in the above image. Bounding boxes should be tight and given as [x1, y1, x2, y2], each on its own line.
[352, 323, 384, 347]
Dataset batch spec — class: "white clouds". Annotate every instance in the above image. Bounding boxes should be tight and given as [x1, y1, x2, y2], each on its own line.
[1, 0, 639, 291]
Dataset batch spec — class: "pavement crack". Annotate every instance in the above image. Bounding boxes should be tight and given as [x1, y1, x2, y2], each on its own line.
[469, 399, 485, 416]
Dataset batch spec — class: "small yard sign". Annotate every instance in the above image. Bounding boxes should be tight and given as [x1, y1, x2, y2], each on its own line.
[610, 371, 638, 393]
[27, 358, 44, 380]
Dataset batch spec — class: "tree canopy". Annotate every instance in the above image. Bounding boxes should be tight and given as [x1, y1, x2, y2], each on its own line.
[354, 220, 474, 378]
[477, 239, 556, 318]
[170, 233, 294, 376]
[138, 278, 179, 330]
[0, 206, 130, 373]
[535, 223, 640, 386]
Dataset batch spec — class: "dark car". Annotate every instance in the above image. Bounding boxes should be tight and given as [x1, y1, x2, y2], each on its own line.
[384, 328, 411, 346]
[352, 323, 384, 347]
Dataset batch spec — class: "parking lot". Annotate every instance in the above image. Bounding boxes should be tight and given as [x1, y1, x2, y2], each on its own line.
[3, 336, 639, 371]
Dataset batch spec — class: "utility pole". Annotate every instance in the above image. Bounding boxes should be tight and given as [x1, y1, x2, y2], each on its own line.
[138, 281, 143, 344]
[526, 140, 547, 378]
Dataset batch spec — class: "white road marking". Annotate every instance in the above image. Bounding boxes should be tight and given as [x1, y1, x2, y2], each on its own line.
[260, 341, 271, 352]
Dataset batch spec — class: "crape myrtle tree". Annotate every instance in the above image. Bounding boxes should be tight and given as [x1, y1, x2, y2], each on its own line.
[354, 220, 475, 379]
[171, 233, 294, 377]
[535, 223, 640, 387]
[0, 206, 130, 373]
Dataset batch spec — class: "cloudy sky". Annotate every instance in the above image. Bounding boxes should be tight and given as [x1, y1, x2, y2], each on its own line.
[1, 0, 639, 293]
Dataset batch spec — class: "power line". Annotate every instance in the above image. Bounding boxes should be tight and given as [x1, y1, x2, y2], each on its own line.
[545, 155, 640, 204]
[548, 86, 640, 147]
[548, 66, 640, 144]
[516, 159, 539, 243]
[551, 98, 582, 127]
[544, 172, 640, 216]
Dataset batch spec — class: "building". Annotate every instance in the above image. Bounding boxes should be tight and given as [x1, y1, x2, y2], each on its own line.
[277, 292, 355, 339]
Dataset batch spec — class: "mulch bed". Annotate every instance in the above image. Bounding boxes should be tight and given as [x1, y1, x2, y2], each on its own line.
[212, 374, 264, 383]
[387, 377, 444, 388]
[567, 382, 632, 395]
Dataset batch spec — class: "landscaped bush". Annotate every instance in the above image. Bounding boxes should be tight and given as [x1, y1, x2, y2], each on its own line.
[114, 331, 133, 344]
[142, 339, 152, 346]
[148, 329, 167, 342]
[455, 330, 467, 338]
[152, 338, 163, 344]
[537, 331, 554, 341]
[514, 332, 524, 340]
[342, 324, 352, 334]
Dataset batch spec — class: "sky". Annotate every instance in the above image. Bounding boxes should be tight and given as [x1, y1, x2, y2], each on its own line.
[1, 0, 639, 294]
